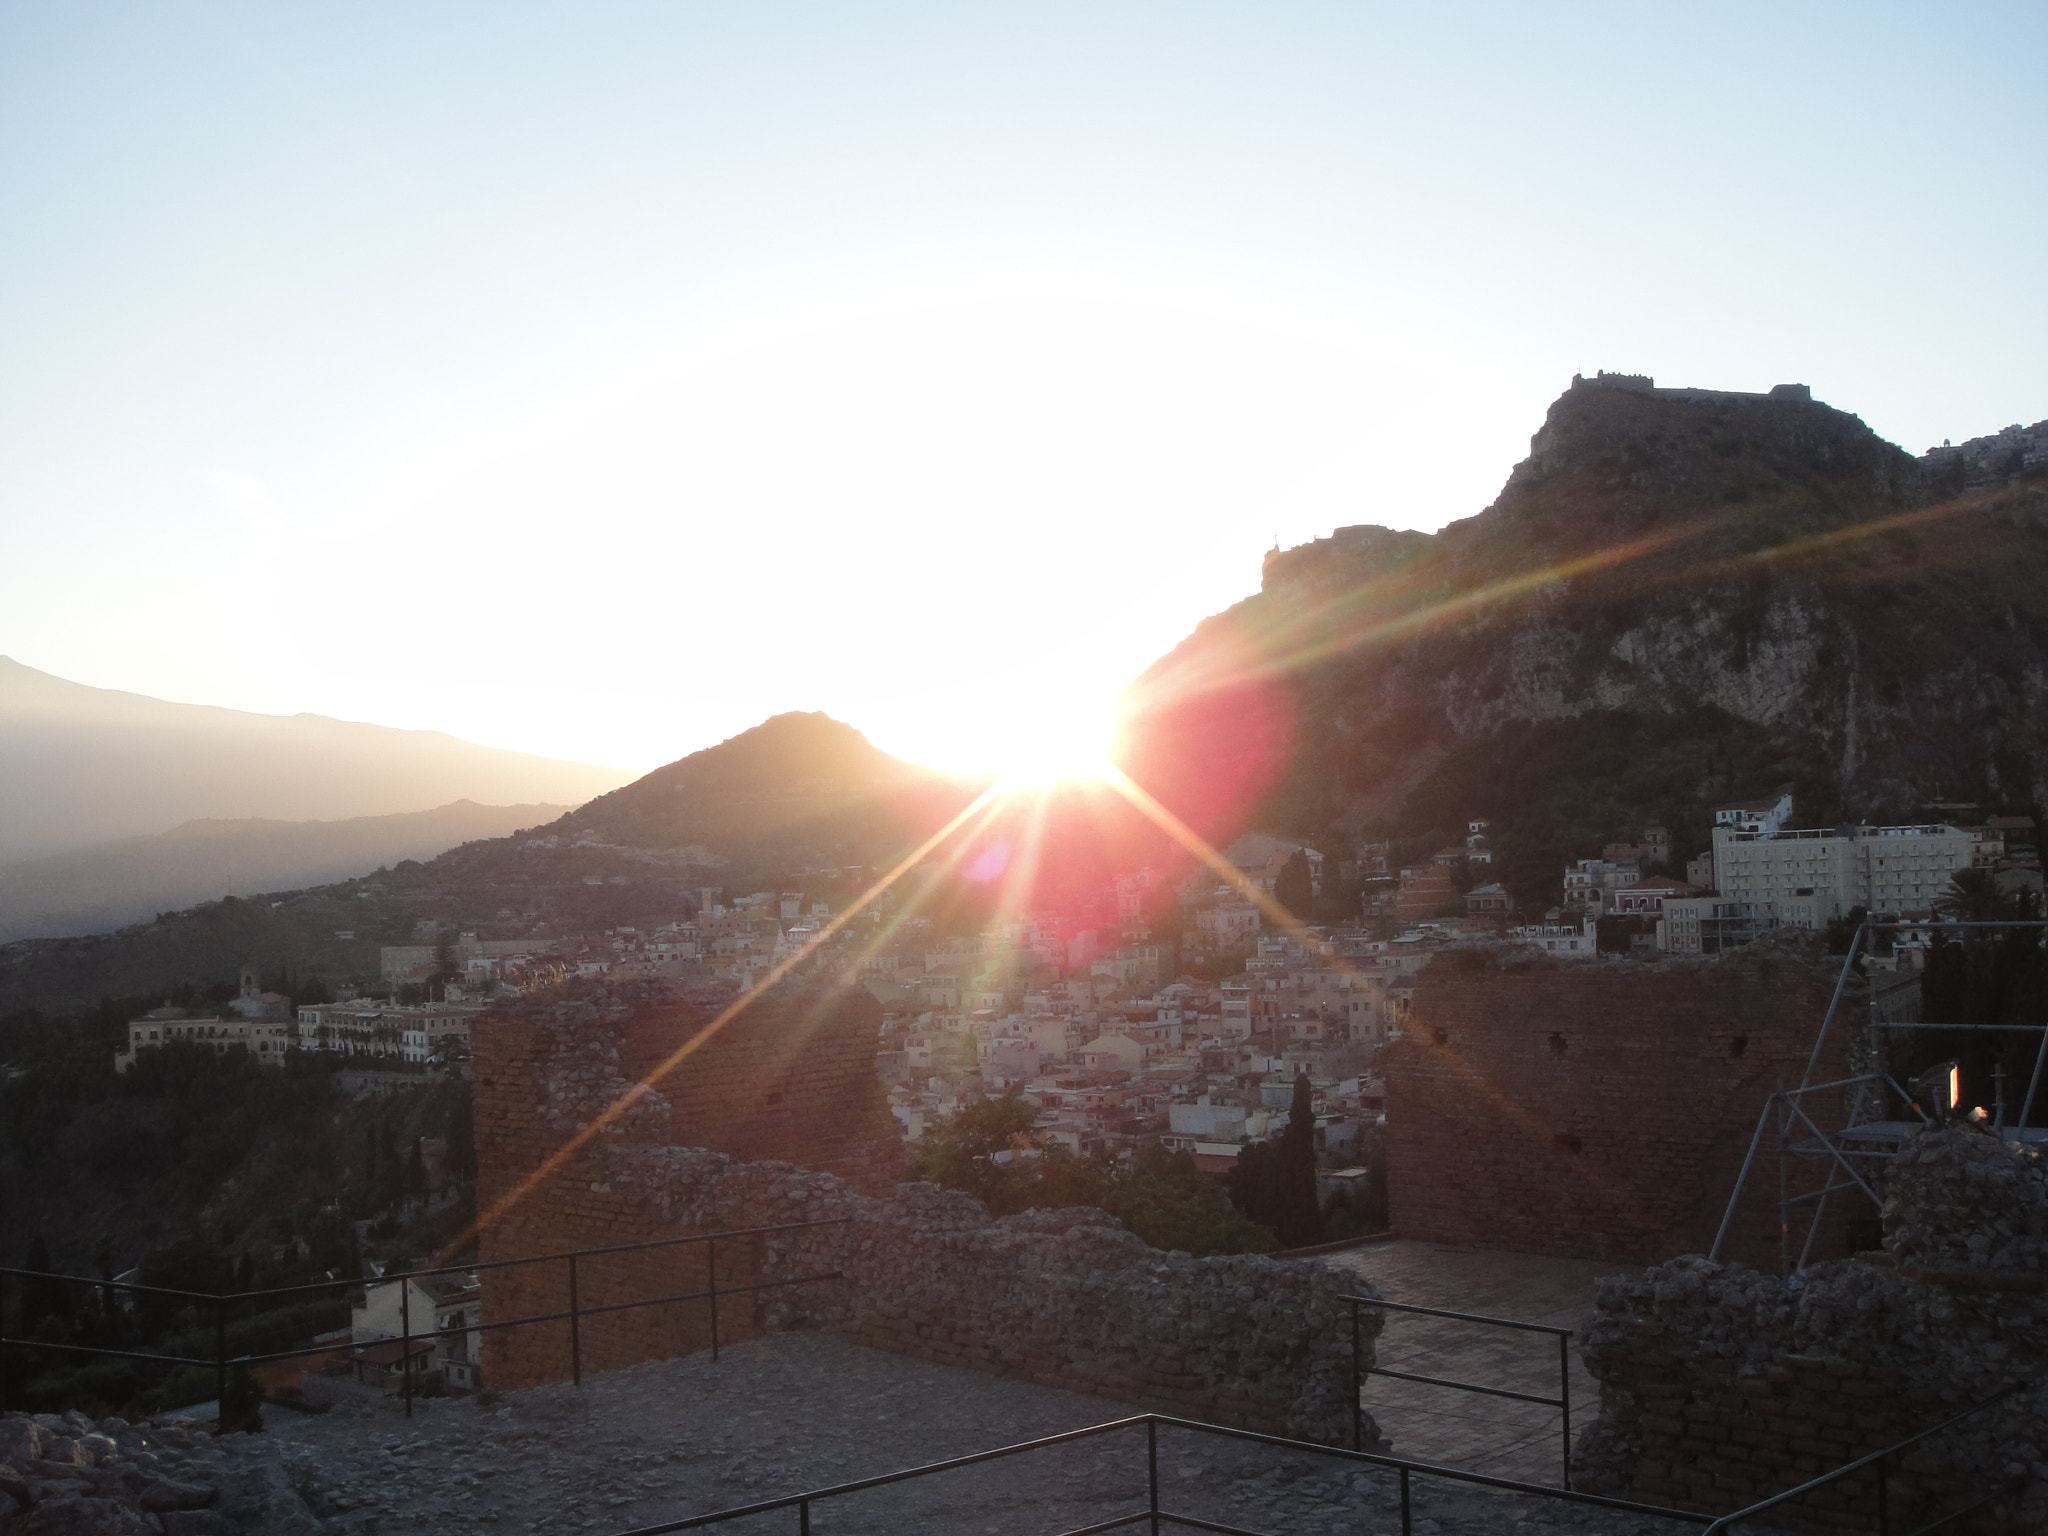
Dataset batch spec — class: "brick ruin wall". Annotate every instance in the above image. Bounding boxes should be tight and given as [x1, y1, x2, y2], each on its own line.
[471, 983, 901, 1390]
[1575, 1128, 2048, 1531]
[1381, 941, 1858, 1270]
[470, 983, 1383, 1445]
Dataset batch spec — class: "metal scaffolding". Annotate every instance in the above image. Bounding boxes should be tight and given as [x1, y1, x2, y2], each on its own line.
[1708, 919, 2048, 1277]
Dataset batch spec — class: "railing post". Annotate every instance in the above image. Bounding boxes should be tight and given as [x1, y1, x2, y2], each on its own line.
[708, 1235, 719, 1361]
[1399, 1464, 1411, 1536]
[400, 1279, 413, 1419]
[1876, 1452, 1889, 1536]
[1351, 1298, 1363, 1452]
[1147, 1417, 1161, 1534]
[214, 1298, 227, 1433]
[568, 1254, 582, 1387]
[1559, 1330, 1572, 1489]
[798, 1495, 810, 1534]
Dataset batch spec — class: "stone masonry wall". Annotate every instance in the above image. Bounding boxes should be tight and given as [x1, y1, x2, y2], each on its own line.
[598, 1143, 1382, 1446]
[1382, 940, 1855, 1268]
[471, 982, 1383, 1444]
[1575, 1128, 2048, 1530]
[471, 982, 897, 1391]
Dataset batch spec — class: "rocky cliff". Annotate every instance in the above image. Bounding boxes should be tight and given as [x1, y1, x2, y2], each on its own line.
[1119, 376, 2048, 877]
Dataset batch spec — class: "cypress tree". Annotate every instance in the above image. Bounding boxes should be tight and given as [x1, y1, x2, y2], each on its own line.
[1226, 1140, 1272, 1227]
[22, 1235, 71, 1334]
[1267, 1072, 1324, 1248]
[1274, 850, 1315, 920]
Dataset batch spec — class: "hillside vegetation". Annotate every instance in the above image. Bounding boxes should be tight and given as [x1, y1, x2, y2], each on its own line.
[0, 799, 570, 942]
[0, 1000, 473, 1278]
[1122, 380, 2048, 900]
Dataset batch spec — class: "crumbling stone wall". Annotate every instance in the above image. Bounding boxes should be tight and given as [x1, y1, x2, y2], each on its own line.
[471, 981, 902, 1389]
[471, 983, 1383, 1445]
[602, 1144, 1380, 1445]
[1382, 940, 1856, 1268]
[1576, 1128, 2048, 1529]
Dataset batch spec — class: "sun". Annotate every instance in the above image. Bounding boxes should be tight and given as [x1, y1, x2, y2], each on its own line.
[990, 706, 1118, 789]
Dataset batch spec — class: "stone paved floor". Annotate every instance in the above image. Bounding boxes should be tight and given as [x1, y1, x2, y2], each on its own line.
[263, 1330, 1696, 1536]
[1324, 1239, 1629, 1487]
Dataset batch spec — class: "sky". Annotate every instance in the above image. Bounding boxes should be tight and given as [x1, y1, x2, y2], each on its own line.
[1, 2, 2043, 778]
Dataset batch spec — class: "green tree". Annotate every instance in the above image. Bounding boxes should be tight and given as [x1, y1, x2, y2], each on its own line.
[1093, 1144, 1274, 1255]
[21, 1235, 71, 1335]
[1264, 1072, 1323, 1247]
[1274, 850, 1314, 921]
[1936, 868, 2003, 923]
[913, 1104, 1274, 1257]
[446, 1089, 477, 1182]
[1226, 1139, 1273, 1226]
[909, 1093, 1037, 1206]
[403, 1137, 427, 1206]
[1226, 1073, 1324, 1247]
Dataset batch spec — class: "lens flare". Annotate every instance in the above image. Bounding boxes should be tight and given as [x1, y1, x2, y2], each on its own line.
[964, 838, 1013, 883]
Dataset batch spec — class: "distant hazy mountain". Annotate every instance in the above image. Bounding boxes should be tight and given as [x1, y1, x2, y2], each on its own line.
[0, 800, 571, 942]
[483, 710, 981, 869]
[0, 658, 633, 864]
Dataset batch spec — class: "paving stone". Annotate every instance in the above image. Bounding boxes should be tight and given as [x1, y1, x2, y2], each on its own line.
[265, 1329, 1695, 1536]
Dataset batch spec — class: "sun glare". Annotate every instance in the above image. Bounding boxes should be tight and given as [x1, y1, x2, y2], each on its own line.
[990, 708, 1118, 788]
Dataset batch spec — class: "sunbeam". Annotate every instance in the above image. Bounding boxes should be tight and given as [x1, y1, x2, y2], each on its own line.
[442, 778, 1017, 1259]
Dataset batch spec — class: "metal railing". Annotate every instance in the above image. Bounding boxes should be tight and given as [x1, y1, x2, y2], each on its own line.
[601, 1411, 1713, 1536]
[0, 1216, 849, 1424]
[1713, 916, 2048, 1275]
[1344, 1295, 1574, 1486]
[592, 1390, 2021, 1536]
[1701, 1388, 2018, 1536]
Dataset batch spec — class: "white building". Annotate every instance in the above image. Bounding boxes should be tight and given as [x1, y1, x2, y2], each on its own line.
[1218, 979, 1253, 1039]
[1715, 792, 1795, 837]
[1610, 876, 1699, 916]
[1506, 912, 1599, 957]
[1710, 822, 1973, 924]
[1563, 857, 1639, 913]
[1195, 901, 1262, 949]
[351, 1272, 483, 1392]
[114, 1008, 292, 1073]
[1657, 898, 1776, 955]
[294, 1000, 482, 1064]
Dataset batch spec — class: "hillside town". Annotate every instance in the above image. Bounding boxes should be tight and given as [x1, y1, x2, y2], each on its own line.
[109, 795, 2040, 1199]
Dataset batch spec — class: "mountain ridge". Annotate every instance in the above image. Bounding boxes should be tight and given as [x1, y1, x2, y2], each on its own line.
[0, 657, 633, 863]
[0, 800, 572, 944]
[5, 376, 2045, 1005]
[1120, 375, 2048, 898]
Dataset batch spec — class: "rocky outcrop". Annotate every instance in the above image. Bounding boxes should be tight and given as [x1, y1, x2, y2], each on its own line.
[0, 1410, 318, 1535]
[1123, 376, 2048, 839]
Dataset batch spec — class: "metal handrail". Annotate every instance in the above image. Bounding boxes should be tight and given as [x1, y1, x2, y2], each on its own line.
[1701, 1387, 2018, 1535]
[599, 1390, 2023, 1536]
[1342, 1294, 1574, 1488]
[0, 1216, 853, 1421]
[0, 1218, 850, 1307]
[603, 1411, 1718, 1536]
